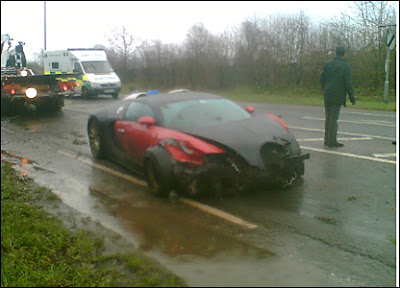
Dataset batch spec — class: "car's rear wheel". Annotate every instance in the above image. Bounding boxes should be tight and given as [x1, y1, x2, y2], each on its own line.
[143, 146, 175, 197]
[88, 118, 105, 159]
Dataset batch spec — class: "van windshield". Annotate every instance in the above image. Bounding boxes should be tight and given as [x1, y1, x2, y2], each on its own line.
[81, 61, 114, 73]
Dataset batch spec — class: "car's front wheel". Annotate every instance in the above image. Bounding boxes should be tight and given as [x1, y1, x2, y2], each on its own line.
[281, 160, 305, 187]
[143, 146, 175, 197]
[88, 118, 105, 159]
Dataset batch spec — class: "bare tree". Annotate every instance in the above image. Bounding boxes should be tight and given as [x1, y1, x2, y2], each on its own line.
[103, 2, 396, 96]
[108, 26, 136, 82]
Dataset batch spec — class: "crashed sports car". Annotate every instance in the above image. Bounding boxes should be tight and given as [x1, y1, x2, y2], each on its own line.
[87, 91, 310, 197]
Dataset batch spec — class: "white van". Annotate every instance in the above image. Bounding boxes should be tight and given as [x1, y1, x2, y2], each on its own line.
[43, 49, 121, 98]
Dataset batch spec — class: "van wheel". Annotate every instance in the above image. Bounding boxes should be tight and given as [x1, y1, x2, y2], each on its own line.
[82, 87, 89, 98]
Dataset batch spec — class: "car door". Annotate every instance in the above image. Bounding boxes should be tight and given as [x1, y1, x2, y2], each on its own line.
[114, 102, 157, 166]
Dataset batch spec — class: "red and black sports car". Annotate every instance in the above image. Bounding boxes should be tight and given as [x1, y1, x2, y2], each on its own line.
[87, 92, 310, 197]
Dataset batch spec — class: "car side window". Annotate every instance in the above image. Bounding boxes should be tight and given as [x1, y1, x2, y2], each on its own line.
[125, 102, 156, 122]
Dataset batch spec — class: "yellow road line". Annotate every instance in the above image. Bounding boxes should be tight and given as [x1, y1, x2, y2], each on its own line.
[57, 149, 148, 186]
[180, 198, 258, 229]
[56, 149, 258, 229]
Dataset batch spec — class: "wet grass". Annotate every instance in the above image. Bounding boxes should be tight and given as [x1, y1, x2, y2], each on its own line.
[1, 161, 187, 287]
[214, 87, 397, 111]
[122, 84, 397, 111]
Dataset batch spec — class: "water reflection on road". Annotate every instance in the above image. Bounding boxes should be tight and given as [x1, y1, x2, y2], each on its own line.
[89, 183, 274, 259]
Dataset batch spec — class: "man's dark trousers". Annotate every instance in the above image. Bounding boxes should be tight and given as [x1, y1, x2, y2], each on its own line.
[324, 102, 341, 145]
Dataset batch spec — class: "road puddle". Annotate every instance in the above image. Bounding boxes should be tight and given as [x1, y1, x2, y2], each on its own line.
[1, 150, 37, 177]
[1, 149, 274, 268]
[89, 186, 274, 260]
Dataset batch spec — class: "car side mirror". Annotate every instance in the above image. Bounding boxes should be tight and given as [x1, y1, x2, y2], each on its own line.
[138, 116, 155, 127]
[245, 105, 255, 114]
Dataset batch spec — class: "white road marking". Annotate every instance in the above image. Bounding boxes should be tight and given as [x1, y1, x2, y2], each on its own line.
[300, 146, 396, 165]
[297, 137, 372, 142]
[373, 153, 397, 158]
[56, 149, 258, 229]
[63, 107, 93, 114]
[302, 117, 395, 127]
[343, 111, 396, 118]
[289, 126, 395, 141]
[1, 127, 15, 134]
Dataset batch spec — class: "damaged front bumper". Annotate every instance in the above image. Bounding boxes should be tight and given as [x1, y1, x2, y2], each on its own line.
[173, 152, 310, 196]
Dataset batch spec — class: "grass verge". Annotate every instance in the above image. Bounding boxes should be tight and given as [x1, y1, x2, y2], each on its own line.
[213, 87, 397, 111]
[1, 161, 187, 287]
[122, 84, 397, 111]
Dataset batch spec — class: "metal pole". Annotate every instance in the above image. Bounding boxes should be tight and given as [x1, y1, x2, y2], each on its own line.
[383, 44, 390, 103]
[378, 24, 396, 103]
[44, 1, 47, 51]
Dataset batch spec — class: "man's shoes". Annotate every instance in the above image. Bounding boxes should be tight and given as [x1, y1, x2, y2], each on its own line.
[325, 142, 344, 148]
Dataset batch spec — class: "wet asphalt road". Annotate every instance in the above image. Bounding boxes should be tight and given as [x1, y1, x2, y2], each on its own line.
[1, 95, 397, 287]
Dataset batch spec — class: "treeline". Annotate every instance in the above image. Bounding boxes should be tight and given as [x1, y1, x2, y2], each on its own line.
[31, 1, 397, 95]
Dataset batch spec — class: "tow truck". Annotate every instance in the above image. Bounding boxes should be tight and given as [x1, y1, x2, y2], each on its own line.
[1, 34, 77, 115]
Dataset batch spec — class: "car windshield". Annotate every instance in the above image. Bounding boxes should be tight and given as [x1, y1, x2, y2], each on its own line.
[160, 99, 251, 131]
[81, 61, 114, 73]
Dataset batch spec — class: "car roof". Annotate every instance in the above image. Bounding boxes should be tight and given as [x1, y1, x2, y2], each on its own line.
[168, 89, 190, 94]
[133, 91, 223, 107]
[123, 92, 147, 100]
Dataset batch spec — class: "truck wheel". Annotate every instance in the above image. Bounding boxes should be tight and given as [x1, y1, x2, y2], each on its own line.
[143, 146, 175, 197]
[1, 99, 14, 116]
[51, 98, 64, 112]
[87, 118, 105, 159]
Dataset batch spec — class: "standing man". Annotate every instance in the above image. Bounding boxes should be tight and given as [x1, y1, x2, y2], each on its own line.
[320, 46, 356, 148]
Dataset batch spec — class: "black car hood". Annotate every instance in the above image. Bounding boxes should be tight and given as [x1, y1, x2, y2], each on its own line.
[183, 115, 301, 168]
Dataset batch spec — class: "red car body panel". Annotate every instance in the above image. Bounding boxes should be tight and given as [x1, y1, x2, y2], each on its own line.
[114, 120, 225, 166]
[266, 113, 289, 133]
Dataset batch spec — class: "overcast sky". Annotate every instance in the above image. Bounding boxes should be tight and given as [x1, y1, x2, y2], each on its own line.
[0, 1, 396, 61]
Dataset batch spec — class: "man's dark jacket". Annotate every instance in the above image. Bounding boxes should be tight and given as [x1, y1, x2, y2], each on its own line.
[320, 56, 355, 107]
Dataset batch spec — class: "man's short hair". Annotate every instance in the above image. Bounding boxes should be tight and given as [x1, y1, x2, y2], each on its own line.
[336, 47, 346, 57]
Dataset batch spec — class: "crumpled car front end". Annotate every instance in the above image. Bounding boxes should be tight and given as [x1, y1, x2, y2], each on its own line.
[160, 114, 310, 196]
[170, 138, 309, 196]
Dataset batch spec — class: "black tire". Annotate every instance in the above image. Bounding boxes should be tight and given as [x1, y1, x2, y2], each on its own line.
[143, 146, 175, 197]
[82, 87, 89, 98]
[1, 99, 14, 116]
[87, 117, 105, 159]
[50, 97, 64, 112]
[112, 93, 119, 99]
[82, 87, 96, 98]
[296, 160, 305, 176]
[281, 160, 305, 187]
